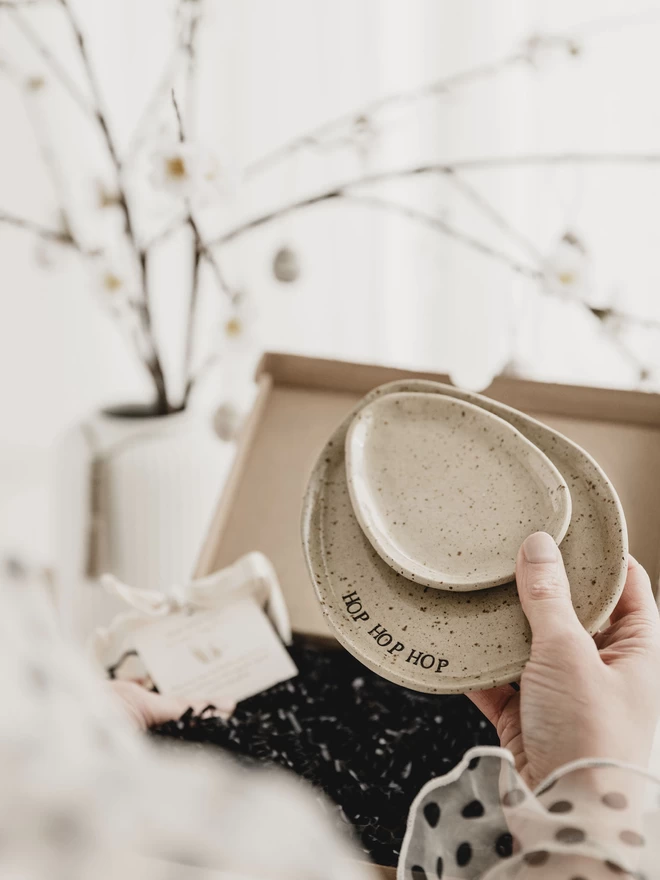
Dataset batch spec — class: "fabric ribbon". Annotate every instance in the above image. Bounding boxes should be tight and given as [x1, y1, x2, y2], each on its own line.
[100, 551, 292, 645]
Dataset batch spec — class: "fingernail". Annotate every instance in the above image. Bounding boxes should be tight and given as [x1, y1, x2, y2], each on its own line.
[522, 532, 558, 564]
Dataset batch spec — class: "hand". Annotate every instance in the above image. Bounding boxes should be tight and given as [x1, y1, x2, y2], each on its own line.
[109, 680, 235, 732]
[468, 531, 660, 789]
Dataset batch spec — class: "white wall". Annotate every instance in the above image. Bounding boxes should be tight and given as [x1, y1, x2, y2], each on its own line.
[2, 0, 660, 562]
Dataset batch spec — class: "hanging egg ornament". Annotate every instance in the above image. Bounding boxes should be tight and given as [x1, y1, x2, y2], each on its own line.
[213, 402, 242, 442]
[273, 246, 300, 283]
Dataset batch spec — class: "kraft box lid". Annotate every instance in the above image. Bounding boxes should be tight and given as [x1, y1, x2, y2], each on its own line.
[195, 352, 660, 641]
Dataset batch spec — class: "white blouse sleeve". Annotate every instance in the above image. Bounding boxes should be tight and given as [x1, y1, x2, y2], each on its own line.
[400, 745, 656, 880]
[0, 573, 375, 880]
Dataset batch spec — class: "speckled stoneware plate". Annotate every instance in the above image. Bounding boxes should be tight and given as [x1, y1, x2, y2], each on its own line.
[345, 392, 571, 592]
[301, 380, 628, 694]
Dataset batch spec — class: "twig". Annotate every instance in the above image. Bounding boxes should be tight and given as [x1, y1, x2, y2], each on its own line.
[123, 54, 183, 161]
[212, 162, 660, 336]
[123, 10, 189, 162]
[171, 87, 185, 141]
[183, 241, 201, 402]
[211, 184, 538, 278]
[139, 250, 169, 412]
[245, 8, 660, 177]
[591, 309, 650, 379]
[172, 84, 234, 398]
[342, 193, 541, 279]
[213, 152, 660, 249]
[245, 52, 530, 176]
[1, 28, 166, 389]
[0, 55, 86, 250]
[7, 7, 96, 118]
[143, 212, 188, 250]
[56, 0, 122, 170]
[171, 90, 233, 297]
[441, 170, 544, 265]
[182, 0, 201, 134]
[439, 152, 660, 171]
[183, 349, 222, 403]
[0, 210, 74, 244]
[57, 0, 170, 412]
[23, 90, 80, 243]
[0, 1, 54, 8]
[214, 189, 343, 246]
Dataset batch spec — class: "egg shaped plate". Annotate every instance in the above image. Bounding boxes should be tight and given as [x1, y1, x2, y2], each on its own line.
[301, 380, 627, 694]
[346, 392, 571, 591]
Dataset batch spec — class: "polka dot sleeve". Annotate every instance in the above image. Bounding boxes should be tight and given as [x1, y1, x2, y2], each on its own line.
[399, 746, 658, 880]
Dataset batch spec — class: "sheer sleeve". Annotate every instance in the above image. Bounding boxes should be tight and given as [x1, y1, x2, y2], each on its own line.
[400, 745, 657, 880]
[0, 572, 374, 880]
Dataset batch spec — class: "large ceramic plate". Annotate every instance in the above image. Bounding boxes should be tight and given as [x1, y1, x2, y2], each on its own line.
[302, 380, 627, 694]
[345, 392, 571, 591]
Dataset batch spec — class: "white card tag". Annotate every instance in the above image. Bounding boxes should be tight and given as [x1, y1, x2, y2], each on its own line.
[133, 597, 297, 705]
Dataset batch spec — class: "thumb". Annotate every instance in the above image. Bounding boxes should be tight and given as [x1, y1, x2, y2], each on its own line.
[516, 531, 583, 643]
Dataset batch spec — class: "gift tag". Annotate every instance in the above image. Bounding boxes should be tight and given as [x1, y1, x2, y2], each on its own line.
[133, 597, 297, 705]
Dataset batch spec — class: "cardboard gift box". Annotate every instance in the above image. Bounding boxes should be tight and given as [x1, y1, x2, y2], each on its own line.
[194, 352, 660, 877]
[196, 352, 660, 624]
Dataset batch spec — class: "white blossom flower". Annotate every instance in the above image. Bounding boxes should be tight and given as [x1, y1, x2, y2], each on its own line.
[544, 231, 591, 302]
[91, 247, 141, 304]
[219, 290, 258, 351]
[148, 141, 223, 202]
[24, 74, 46, 92]
[522, 33, 582, 69]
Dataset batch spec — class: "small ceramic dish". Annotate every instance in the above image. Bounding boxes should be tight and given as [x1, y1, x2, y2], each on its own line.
[301, 380, 628, 694]
[345, 392, 571, 591]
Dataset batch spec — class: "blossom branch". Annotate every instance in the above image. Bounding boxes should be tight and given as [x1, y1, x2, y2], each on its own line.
[57, 0, 170, 412]
[183, 349, 222, 403]
[124, 53, 184, 162]
[143, 212, 188, 250]
[210, 183, 539, 278]
[24, 93, 80, 243]
[245, 51, 531, 176]
[7, 7, 96, 118]
[172, 92, 233, 282]
[0, 33, 169, 391]
[0, 54, 85, 248]
[171, 85, 234, 398]
[211, 162, 660, 350]
[0, 210, 75, 244]
[213, 153, 660, 249]
[183, 241, 201, 403]
[341, 193, 541, 279]
[123, 3, 192, 162]
[182, 0, 201, 133]
[244, 10, 655, 177]
[441, 170, 544, 265]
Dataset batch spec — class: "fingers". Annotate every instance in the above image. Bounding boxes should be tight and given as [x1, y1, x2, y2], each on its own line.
[109, 680, 236, 731]
[466, 684, 518, 728]
[140, 689, 236, 728]
[515, 532, 585, 643]
[141, 691, 195, 728]
[608, 555, 659, 625]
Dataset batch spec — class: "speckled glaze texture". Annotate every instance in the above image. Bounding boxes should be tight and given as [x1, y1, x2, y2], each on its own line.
[345, 392, 571, 591]
[301, 380, 628, 694]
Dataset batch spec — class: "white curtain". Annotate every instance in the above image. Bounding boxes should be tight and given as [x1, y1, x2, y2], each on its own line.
[201, 0, 660, 388]
[2, 0, 660, 562]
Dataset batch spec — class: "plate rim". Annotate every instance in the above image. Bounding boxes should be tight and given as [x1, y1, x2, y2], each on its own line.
[345, 390, 572, 591]
[301, 380, 628, 694]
